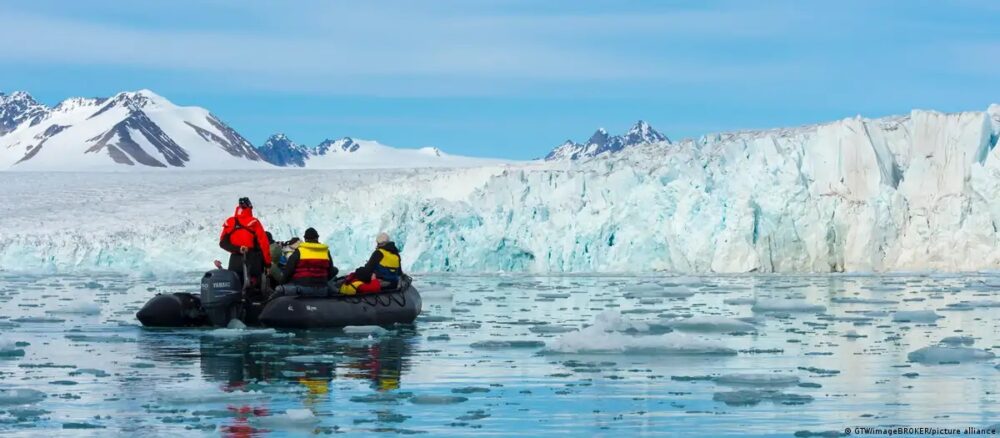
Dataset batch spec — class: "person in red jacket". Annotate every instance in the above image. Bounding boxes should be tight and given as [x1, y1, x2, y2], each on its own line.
[219, 197, 271, 294]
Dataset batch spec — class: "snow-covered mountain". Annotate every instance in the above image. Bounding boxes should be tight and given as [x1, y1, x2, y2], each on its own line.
[545, 120, 670, 161]
[256, 133, 310, 167]
[0, 90, 269, 170]
[0, 89, 503, 171]
[256, 134, 505, 169]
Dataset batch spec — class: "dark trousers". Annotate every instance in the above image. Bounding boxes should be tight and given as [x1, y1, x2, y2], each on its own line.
[228, 251, 266, 298]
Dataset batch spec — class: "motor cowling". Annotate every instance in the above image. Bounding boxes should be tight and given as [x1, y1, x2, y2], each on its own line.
[200, 269, 243, 327]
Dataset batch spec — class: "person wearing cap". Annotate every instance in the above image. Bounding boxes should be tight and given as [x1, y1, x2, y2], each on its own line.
[266, 231, 285, 286]
[219, 197, 271, 293]
[281, 227, 338, 288]
[363, 232, 403, 287]
[341, 232, 403, 294]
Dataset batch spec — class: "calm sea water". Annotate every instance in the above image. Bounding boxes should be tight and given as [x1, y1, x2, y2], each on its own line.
[0, 272, 997, 437]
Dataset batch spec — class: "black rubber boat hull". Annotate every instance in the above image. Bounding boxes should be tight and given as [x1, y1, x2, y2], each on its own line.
[257, 286, 422, 329]
[136, 293, 208, 327]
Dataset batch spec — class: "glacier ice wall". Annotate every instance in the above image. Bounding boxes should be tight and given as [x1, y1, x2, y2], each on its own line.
[1, 107, 1000, 273]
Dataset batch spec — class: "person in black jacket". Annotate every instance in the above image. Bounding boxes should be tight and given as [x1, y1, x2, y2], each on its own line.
[354, 232, 403, 290]
[281, 227, 338, 288]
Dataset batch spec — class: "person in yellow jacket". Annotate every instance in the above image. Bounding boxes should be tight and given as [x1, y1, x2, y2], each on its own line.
[339, 232, 403, 295]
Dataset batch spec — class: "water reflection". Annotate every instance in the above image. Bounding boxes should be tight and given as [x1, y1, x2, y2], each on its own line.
[197, 328, 416, 389]
[2, 273, 999, 436]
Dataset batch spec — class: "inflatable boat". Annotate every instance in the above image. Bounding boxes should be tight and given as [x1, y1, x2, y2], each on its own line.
[136, 269, 421, 329]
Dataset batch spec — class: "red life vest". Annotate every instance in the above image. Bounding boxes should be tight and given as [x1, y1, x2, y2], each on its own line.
[222, 208, 260, 248]
[339, 273, 381, 295]
[291, 242, 331, 281]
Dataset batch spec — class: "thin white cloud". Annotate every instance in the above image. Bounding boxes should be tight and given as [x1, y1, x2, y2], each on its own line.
[0, 3, 811, 96]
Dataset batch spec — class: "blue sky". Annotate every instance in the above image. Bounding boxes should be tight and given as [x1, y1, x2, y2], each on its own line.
[0, 0, 997, 159]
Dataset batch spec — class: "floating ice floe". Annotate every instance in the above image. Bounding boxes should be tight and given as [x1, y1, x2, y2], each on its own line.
[251, 409, 319, 428]
[712, 374, 800, 387]
[410, 395, 468, 405]
[10, 317, 65, 323]
[451, 387, 490, 394]
[0, 339, 26, 358]
[713, 390, 813, 406]
[350, 392, 414, 403]
[420, 289, 455, 302]
[544, 312, 735, 355]
[663, 316, 758, 333]
[830, 297, 897, 305]
[528, 325, 577, 334]
[203, 328, 287, 338]
[538, 293, 571, 299]
[623, 284, 696, 299]
[342, 325, 389, 335]
[64, 334, 135, 343]
[470, 340, 546, 350]
[723, 297, 756, 305]
[907, 346, 995, 364]
[751, 299, 826, 313]
[947, 301, 1000, 309]
[0, 389, 46, 405]
[202, 319, 290, 338]
[940, 336, 975, 346]
[69, 368, 110, 377]
[892, 310, 943, 323]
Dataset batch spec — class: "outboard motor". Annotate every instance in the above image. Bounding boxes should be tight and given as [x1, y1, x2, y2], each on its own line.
[200, 269, 243, 327]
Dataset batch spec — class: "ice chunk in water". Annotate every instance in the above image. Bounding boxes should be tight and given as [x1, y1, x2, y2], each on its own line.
[410, 395, 468, 405]
[751, 299, 825, 313]
[907, 346, 995, 364]
[664, 316, 757, 333]
[940, 336, 975, 346]
[944, 300, 1000, 311]
[251, 409, 319, 427]
[590, 310, 650, 332]
[65, 334, 134, 343]
[0, 388, 46, 405]
[69, 368, 110, 377]
[538, 293, 571, 299]
[624, 285, 695, 299]
[11, 317, 65, 323]
[421, 290, 455, 302]
[203, 324, 290, 338]
[713, 374, 800, 387]
[204, 328, 275, 337]
[470, 340, 546, 349]
[343, 325, 389, 335]
[545, 311, 735, 355]
[0, 339, 26, 357]
[843, 330, 866, 339]
[350, 392, 414, 403]
[529, 325, 576, 334]
[713, 390, 813, 406]
[830, 297, 897, 304]
[892, 311, 943, 323]
[7, 407, 49, 419]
